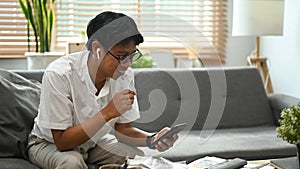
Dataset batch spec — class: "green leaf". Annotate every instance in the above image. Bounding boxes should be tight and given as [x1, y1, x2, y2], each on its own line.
[47, 9, 54, 51]
[26, 22, 30, 52]
[18, 0, 55, 53]
[26, 0, 39, 52]
[18, 0, 29, 19]
[277, 103, 300, 144]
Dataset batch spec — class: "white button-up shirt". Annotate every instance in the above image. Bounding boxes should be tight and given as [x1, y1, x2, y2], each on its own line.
[31, 51, 140, 151]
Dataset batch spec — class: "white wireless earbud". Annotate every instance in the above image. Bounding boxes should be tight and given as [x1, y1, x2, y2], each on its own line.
[96, 48, 101, 60]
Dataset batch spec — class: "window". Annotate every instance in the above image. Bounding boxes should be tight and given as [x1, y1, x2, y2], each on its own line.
[0, 0, 29, 58]
[1, 0, 227, 64]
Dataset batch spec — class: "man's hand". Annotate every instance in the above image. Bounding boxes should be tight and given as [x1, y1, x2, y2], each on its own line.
[112, 89, 136, 114]
[102, 89, 136, 120]
[152, 127, 179, 152]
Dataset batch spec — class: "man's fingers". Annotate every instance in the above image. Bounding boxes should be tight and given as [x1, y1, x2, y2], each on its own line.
[154, 132, 178, 152]
[111, 89, 136, 115]
[173, 134, 179, 141]
[128, 94, 135, 100]
[130, 98, 134, 105]
[129, 90, 136, 95]
[155, 141, 168, 152]
[157, 141, 172, 152]
[121, 89, 136, 95]
[162, 138, 174, 147]
[121, 98, 133, 106]
[120, 90, 136, 102]
[125, 98, 134, 105]
[158, 127, 169, 137]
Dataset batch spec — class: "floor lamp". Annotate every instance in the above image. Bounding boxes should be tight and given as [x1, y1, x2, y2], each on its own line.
[232, 0, 285, 93]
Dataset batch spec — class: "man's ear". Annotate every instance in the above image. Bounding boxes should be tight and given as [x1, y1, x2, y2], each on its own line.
[91, 41, 104, 59]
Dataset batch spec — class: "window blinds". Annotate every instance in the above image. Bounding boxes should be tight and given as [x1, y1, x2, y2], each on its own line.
[0, 0, 30, 58]
[0, 0, 227, 64]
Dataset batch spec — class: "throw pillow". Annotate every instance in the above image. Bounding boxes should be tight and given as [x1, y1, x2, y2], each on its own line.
[0, 69, 41, 159]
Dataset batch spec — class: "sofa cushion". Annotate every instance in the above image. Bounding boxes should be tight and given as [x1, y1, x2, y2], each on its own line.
[217, 68, 275, 128]
[140, 126, 297, 162]
[0, 158, 40, 169]
[133, 67, 275, 131]
[0, 69, 41, 159]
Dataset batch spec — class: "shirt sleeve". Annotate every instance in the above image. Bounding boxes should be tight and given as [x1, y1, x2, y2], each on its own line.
[116, 68, 140, 123]
[37, 70, 73, 130]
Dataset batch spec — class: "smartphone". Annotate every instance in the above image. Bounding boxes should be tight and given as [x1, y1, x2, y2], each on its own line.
[151, 123, 187, 147]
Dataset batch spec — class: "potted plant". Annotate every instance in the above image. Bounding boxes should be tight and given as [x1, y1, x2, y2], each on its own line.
[19, 0, 63, 69]
[131, 53, 155, 68]
[277, 103, 300, 167]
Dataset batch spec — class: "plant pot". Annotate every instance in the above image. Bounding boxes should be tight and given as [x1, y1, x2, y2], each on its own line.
[26, 52, 65, 70]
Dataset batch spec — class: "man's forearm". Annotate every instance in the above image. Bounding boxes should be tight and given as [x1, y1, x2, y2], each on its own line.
[52, 111, 110, 151]
[115, 124, 151, 146]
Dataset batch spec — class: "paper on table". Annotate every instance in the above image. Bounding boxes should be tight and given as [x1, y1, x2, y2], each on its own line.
[128, 156, 187, 169]
[241, 163, 274, 169]
[187, 156, 227, 169]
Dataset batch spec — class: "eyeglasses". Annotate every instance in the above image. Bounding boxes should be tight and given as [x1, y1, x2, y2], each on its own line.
[108, 48, 143, 64]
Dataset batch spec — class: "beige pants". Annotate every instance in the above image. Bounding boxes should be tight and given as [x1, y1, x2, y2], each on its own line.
[27, 134, 144, 169]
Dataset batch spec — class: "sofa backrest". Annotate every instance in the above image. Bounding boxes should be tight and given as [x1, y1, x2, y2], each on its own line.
[14, 70, 44, 83]
[14, 67, 276, 132]
[133, 67, 275, 131]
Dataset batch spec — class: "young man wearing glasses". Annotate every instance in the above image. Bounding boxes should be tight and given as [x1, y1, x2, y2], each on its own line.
[27, 11, 178, 169]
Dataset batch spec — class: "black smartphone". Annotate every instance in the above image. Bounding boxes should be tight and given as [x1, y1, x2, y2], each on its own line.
[151, 123, 187, 147]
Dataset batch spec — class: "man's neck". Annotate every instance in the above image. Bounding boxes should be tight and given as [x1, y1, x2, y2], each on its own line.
[87, 53, 106, 94]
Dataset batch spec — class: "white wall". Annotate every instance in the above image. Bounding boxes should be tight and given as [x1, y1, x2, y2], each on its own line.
[226, 0, 300, 98]
[261, 0, 300, 98]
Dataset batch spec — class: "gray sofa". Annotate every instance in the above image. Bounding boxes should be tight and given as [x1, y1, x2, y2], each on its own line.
[133, 67, 300, 162]
[0, 67, 299, 168]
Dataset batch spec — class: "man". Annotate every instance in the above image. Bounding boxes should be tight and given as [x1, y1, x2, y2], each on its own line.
[27, 11, 178, 169]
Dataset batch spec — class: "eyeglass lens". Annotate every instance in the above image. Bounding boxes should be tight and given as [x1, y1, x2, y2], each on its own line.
[121, 50, 142, 63]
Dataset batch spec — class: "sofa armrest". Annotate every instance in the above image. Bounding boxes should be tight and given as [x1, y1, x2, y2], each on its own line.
[268, 93, 300, 126]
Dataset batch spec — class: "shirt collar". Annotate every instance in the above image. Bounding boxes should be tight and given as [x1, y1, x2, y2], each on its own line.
[97, 78, 110, 98]
[75, 51, 110, 97]
[74, 50, 89, 83]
